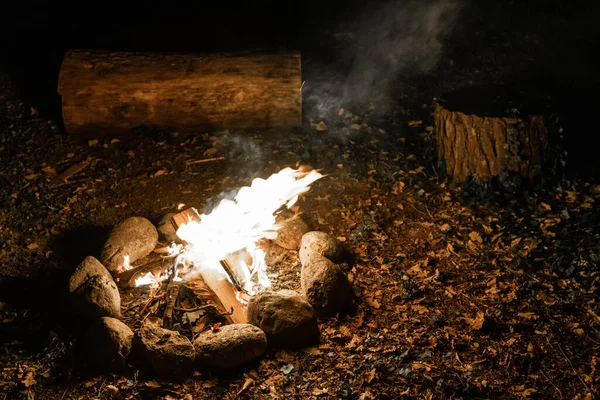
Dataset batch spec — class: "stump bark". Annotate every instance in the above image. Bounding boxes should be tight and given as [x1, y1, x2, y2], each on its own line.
[434, 85, 557, 184]
[58, 50, 302, 137]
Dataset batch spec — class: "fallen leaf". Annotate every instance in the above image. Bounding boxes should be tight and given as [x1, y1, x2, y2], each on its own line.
[236, 378, 255, 396]
[280, 364, 294, 375]
[469, 231, 483, 244]
[315, 121, 328, 131]
[466, 311, 485, 330]
[518, 312, 538, 320]
[144, 380, 161, 388]
[366, 368, 377, 383]
[21, 371, 35, 387]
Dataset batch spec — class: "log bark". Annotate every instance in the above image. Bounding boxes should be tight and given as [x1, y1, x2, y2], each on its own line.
[434, 85, 557, 184]
[58, 50, 302, 137]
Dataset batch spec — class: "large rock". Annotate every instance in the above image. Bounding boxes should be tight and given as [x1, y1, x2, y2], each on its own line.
[78, 317, 133, 372]
[73, 274, 121, 319]
[274, 214, 310, 250]
[301, 253, 351, 318]
[133, 321, 195, 381]
[247, 290, 319, 348]
[193, 324, 267, 369]
[156, 213, 179, 243]
[299, 231, 344, 265]
[100, 217, 158, 272]
[69, 256, 112, 294]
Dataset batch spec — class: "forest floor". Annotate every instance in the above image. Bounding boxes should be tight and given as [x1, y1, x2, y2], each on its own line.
[1, 1, 600, 399]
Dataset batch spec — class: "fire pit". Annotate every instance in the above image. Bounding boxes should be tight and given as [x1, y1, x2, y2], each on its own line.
[67, 166, 351, 379]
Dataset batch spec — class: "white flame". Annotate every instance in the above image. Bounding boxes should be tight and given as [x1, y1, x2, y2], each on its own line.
[159, 167, 323, 293]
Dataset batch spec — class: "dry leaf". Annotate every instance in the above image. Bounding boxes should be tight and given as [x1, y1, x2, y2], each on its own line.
[315, 121, 328, 131]
[469, 231, 483, 244]
[236, 378, 255, 396]
[144, 380, 161, 388]
[518, 312, 538, 320]
[21, 371, 35, 387]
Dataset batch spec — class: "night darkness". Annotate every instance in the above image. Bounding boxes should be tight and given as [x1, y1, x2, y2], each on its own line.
[1, 1, 600, 398]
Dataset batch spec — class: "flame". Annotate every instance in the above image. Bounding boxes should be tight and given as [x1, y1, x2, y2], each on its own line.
[134, 167, 323, 292]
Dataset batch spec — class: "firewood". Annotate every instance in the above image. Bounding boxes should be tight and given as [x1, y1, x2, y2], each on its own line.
[171, 208, 248, 324]
[170, 207, 201, 233]
[163, 279, 181, 328]
[58, 50, 302, 137]
[115, 259, 171, 288]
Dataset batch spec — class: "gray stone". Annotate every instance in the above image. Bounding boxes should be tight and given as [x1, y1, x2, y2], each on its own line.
[73, 274, 121, 319]
[100, 217, 158, 271]
[299, 231, 344, 265]
[69, 256, 112, 294]
[156, 213, 179, 243]
[78, 317, 133, 372]
[301, 253, 351, 318]
[133, 320, 195, 381]
[193, 324, 267, 369]
[274, 214, 310, 250]
[247, 290, 319, 348]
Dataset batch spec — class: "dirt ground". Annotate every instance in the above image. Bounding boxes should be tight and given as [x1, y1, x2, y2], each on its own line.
[1, 1, 600, 399]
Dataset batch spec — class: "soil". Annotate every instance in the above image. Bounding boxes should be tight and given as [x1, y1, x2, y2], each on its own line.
[1, 1, 600, 399]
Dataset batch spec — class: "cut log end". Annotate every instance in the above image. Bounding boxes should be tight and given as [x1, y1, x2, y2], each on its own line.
[434, 85, 559, 184]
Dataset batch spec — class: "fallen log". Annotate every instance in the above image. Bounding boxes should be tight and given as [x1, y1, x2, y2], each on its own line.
[171, 208, 247, 324]
[58, 50, 302, 137]
[434, 84, 561, 185]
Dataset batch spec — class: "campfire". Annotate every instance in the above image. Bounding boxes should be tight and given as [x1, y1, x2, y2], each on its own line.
[67, 165, 351, 378]
[120, 167, 324, 323]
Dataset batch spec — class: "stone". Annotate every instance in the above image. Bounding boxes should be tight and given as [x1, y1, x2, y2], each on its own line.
[73, 274, 121, 319]
[78, 317, 133, 372]
[133, 320, 195, 381]
[193, 324, 267, 369]
[301, 253, 351, 318]
[247, 290, 319, 348]
[274, 214, 310, 250]
[100, 217, 158, 271]
[69, 256, 112, 294]
[299, 231, 344, 265]
[156, 213, 179, 243]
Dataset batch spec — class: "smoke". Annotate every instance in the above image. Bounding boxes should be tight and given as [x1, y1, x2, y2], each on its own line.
[304, 0, 464, 119]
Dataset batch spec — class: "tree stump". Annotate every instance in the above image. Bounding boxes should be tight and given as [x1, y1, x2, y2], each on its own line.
[57, 50, 302, 137]
[434, 85, 559, 184]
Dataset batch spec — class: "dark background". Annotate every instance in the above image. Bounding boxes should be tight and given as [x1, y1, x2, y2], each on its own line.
[1, 0, 600, 175]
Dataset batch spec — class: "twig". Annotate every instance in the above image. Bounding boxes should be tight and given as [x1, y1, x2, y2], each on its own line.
[556, 343, 590, 392]
[163, 277, 181, 328]
[185, 156, 225, 165]
[139, 288, 165, 315]
[174, 304, 219, 312]
[51, 157, 92, 186]
[540, 370, 562, 399]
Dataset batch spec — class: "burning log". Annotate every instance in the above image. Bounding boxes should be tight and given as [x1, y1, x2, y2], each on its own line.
[58, 50, 302, 137]
[434, 85, 560, 185]
[116, 259, 171, 288]
[171, 208, 248, 324]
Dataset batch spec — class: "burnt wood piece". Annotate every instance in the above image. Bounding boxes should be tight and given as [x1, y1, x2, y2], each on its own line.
[434, 85, 558, 184]
[58, 50, 302, 137]
[116, 259, 172, 288]
[171, 208, 247, 324]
